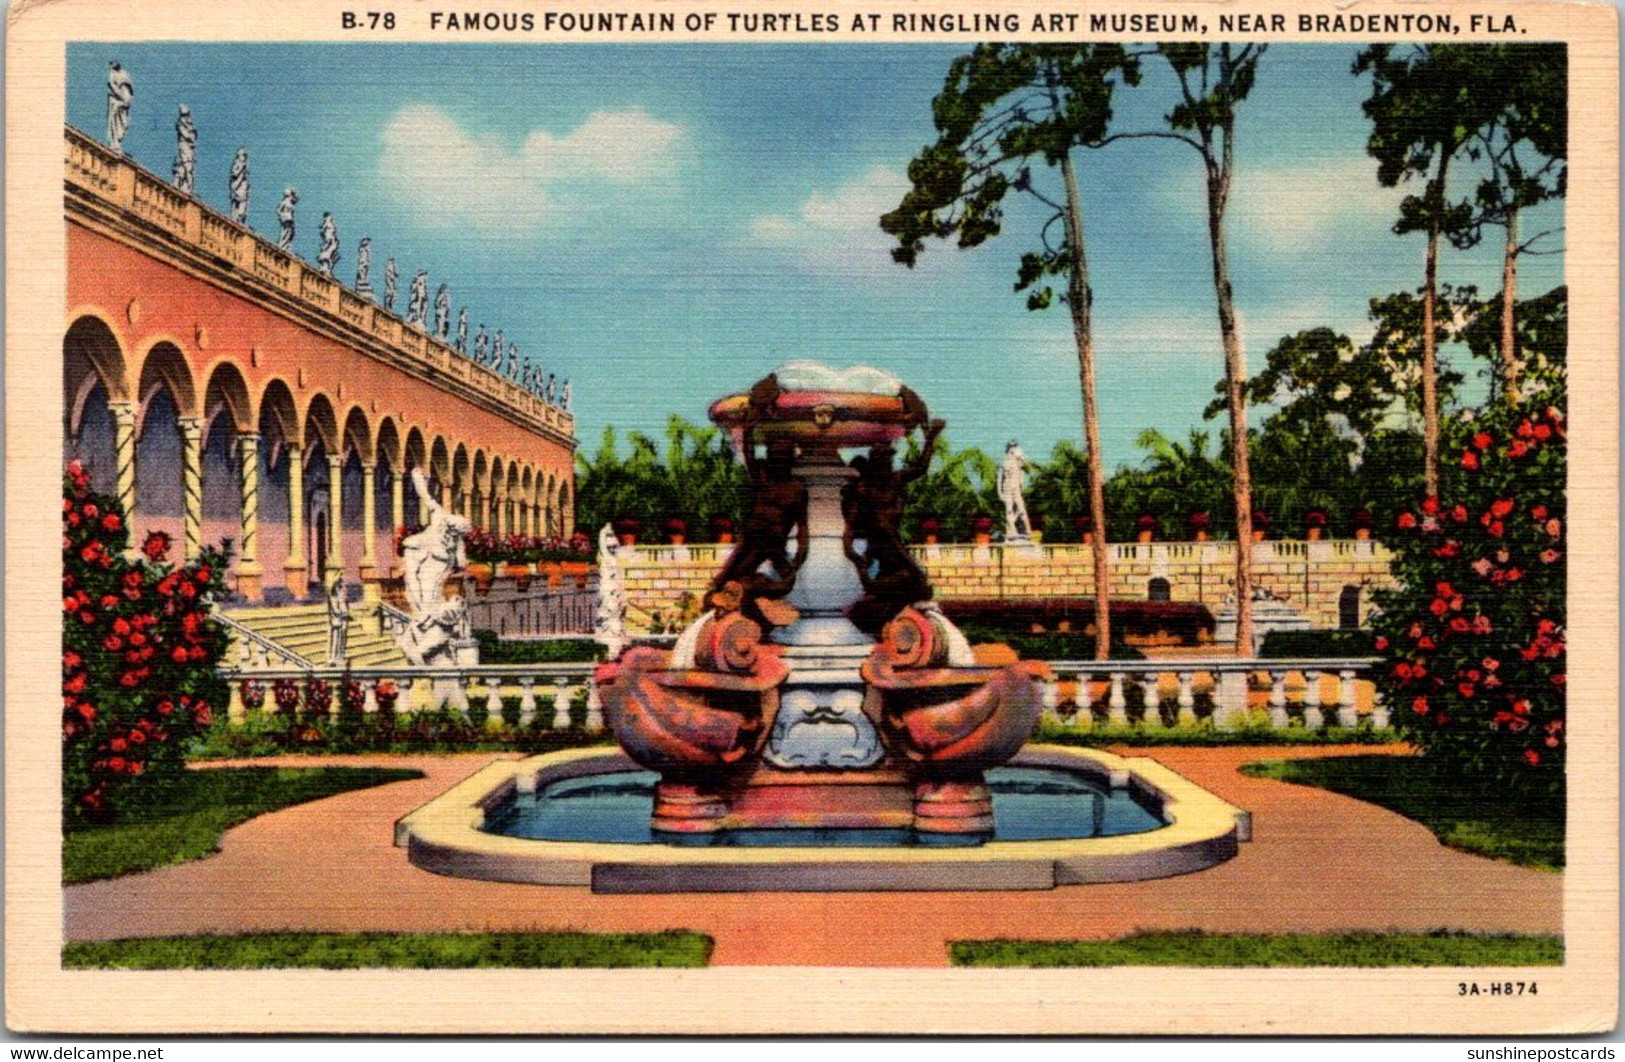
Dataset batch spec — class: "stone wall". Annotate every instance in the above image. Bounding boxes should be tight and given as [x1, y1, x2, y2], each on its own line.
[616, 539, 1398, 632]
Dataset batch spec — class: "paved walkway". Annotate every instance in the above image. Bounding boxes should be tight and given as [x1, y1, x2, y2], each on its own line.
[63, 747, 1562, 967]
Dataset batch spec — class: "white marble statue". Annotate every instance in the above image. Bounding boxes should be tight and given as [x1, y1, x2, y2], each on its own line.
[434, 284, 451, 340]
[407, 270, 428, 328]
[546, 374, 558, 404]
[456, 309, 469, 355]
[562, 379, 572, 412]
[491, 330, 504, 369]
[355, 237, 372, 296]
[229, 147, 250, 225]
[998, 439, 1035, 540]
[505, 342, 519, 379]
[106, 62, 133, 153]
[383, 257, 398, 312]
[593, 523, 627, 659]
[474, 324, 489, 363]
[396, 468, 473, 669]
[276, 188, 298, 251]
[171, 105, 197, 194]
[325, 571, 350, 665]
[316, 212, 340, 275]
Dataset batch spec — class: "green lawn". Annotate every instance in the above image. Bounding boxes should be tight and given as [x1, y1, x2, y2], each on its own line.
[951, 930, 1563, 967]
[1241, 754, 1564, 871]
[63, 766, 422, 884]
[63, 931, 713, 969]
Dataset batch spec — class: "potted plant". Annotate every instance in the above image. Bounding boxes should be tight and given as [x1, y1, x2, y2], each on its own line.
[1351, 507, 1376, 541]
[612, 516, 640, 547]
[710, 516, 735, 544]
[1304, 508, 1329, 542]
[970, 513, 996, 545]
[1135, 513, 1158, 543]
[1250, 509, 1271, 542]
[918, 516, 941, 545]
[560, 531, 594, 587]
[1074, 513, 1094, 545]
[663, 516, 688, 546]
[463, 529, 497, 591]
[1186, 510, 1211, 542]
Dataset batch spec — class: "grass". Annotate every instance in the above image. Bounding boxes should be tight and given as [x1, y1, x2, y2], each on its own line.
[1035, 716, 1403, 747]
[63, 930, 713, 969]
[1241, 754, 1564, 871]
[950, 930, 1563, 967]
[63, 766, 422, 884]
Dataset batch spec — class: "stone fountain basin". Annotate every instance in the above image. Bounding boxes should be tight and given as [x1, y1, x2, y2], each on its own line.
[709, 390, 916, 448]
[394, 745, 1251, 893]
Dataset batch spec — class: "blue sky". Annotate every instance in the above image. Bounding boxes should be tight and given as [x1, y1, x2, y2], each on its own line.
[68, 43, 1565, 471]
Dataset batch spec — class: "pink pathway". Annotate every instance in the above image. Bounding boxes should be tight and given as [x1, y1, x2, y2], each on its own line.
[63, 747, 1562, 967]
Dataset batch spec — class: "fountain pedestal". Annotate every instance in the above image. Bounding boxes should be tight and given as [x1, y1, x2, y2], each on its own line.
[596, 362, 1047, 837]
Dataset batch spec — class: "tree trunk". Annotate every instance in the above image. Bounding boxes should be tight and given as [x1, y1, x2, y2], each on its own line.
[1501, 204, 1520, 401]
[1061, 150, 1112, 661]
[1207, 165, 1253, 656]
[1420, 158, 1448, 497]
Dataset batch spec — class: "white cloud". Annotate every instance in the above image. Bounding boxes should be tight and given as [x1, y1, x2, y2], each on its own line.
[377, 105, 686, 234]
[743, 166, 912, 275]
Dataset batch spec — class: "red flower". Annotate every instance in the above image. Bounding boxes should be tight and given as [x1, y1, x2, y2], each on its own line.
[1460, 450, 1480, 471]
[1508, 440, 1530, 459]
[1473, 431, 1493, 450]
[1396, 512, 1417, 530]
[1531, 504, 1549, 521]
[1490, 499, 1514, 518]
[141, 531, 171, 562]
[1541, 549, 1562, 564]
[101, 514, 122, 533]
[1373, 636, 1389, 651]
[1450, 504, 1468, 523]
[1421, 496, 1440, 515]
[1524, 749, 1541, 766]
[1457, 682, 1476, 698]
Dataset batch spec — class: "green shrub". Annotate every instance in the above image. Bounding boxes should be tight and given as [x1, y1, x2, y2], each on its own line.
[1258, 629, 1377, 658]
[472, 629, 605, 664]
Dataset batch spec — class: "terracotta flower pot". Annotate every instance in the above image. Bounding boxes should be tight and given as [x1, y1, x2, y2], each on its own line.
[1193, 530, 1209, 542]
[1355, 527, 1372, 541]
[560, 560, 592, 588]
[1137, 530, 1154, 544]
[972, 532, 993, 545]
[1306, 527, 1324, 542]
[466, 562, 494, 592]
[1252, 530, 1267, 543]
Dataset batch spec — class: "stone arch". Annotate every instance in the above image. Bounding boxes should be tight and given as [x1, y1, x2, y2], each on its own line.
[65, 311, 130, 402]
[200, 362, 254, 568]
[558, 478, 573, 537]
[520, 466, 534, 535]
[135, 339, 199, 433]
[256, 378, 301, 596]
[451, 443, 471, 517]
[302, 392, 340, 456]
[374, 416, 402, 474]
[1147, 577, 1172, 603]
[428, 436, 450, 503]
[63, 315, 128, 495]
[403, 426, 428, 525]
[489, 456, 506, 532]
[341, 405, 374, 465]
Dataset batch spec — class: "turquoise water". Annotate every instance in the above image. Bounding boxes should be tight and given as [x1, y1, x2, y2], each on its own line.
[482, 766, 1166, 848]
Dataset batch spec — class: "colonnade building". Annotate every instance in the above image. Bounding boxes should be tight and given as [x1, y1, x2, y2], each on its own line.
[64, 126, 577, 603]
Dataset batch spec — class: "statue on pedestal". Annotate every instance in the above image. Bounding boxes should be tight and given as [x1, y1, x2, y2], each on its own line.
[594, 523, 627, 659]
[384, 257, 398, 312]
[434, 285, 451, 340]
[562, 379, 572, 412]
[456, 309, 468, 355]
[491, 330, 504, 369]
[998, 440, 1035, 540]
[355, 237, 373, 296]
[396, 469, 475, 677]
[276, 188, 298, 251]
[106, 62, 133, 153]
[325, 571, 350, 665]
[407, 270, 428, 328]
[171, 105, 196, 194]
[474, 324, 489, 363]
[316, 213, 340, 275]
[229, 147, 250, 225]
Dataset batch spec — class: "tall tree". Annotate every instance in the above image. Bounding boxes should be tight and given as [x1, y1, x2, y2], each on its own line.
[1467, 46, 1566, 400]
[882, 44, 1140, 660]
[1354, 44, 1492, 494]
[1127, 43, 1266, 653]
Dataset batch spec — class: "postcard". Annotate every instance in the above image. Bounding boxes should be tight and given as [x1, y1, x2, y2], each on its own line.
[5, 0, 1618, 1035]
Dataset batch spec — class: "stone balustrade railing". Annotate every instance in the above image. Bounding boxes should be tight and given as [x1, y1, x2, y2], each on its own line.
[1041, 658, 1385, 730]
[65, 125, 572, 444]
[219, 656, 1385, 735]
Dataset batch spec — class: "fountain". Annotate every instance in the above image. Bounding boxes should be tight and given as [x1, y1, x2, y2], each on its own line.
[396, 363, 1250, 891]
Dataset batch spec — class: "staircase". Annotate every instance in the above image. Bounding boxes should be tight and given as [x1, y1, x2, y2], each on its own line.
[221, 602, 411, 669]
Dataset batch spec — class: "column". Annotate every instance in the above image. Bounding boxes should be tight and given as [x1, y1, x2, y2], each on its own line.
[284, 446, 306, 596]
[390, 468, 405, 539]
[359, 464, 379, 594]
[325, 454, 345, 581]
[177, 417, 203, 561]
[235, 433, 263, 600]
[417, 478, 430, 525]
[108, 400, 138, 522]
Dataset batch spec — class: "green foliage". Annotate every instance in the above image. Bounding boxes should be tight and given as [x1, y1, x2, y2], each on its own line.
[1371, 382, 1566, 794]
[472, 630, 605, 664]
[1242, 754, 1563, 870]
[189, 709, 614, 759]
[63, 931, 714, 969]
[61, 766, 421, 883]
[899, 430, 999, 541]
[1258, 629, 1378, 659]
[61, 460, 232, 825]
[1035, 720, 1401, 748]
[574, 417, 746, 540]
[950, 930, 1562, 967]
